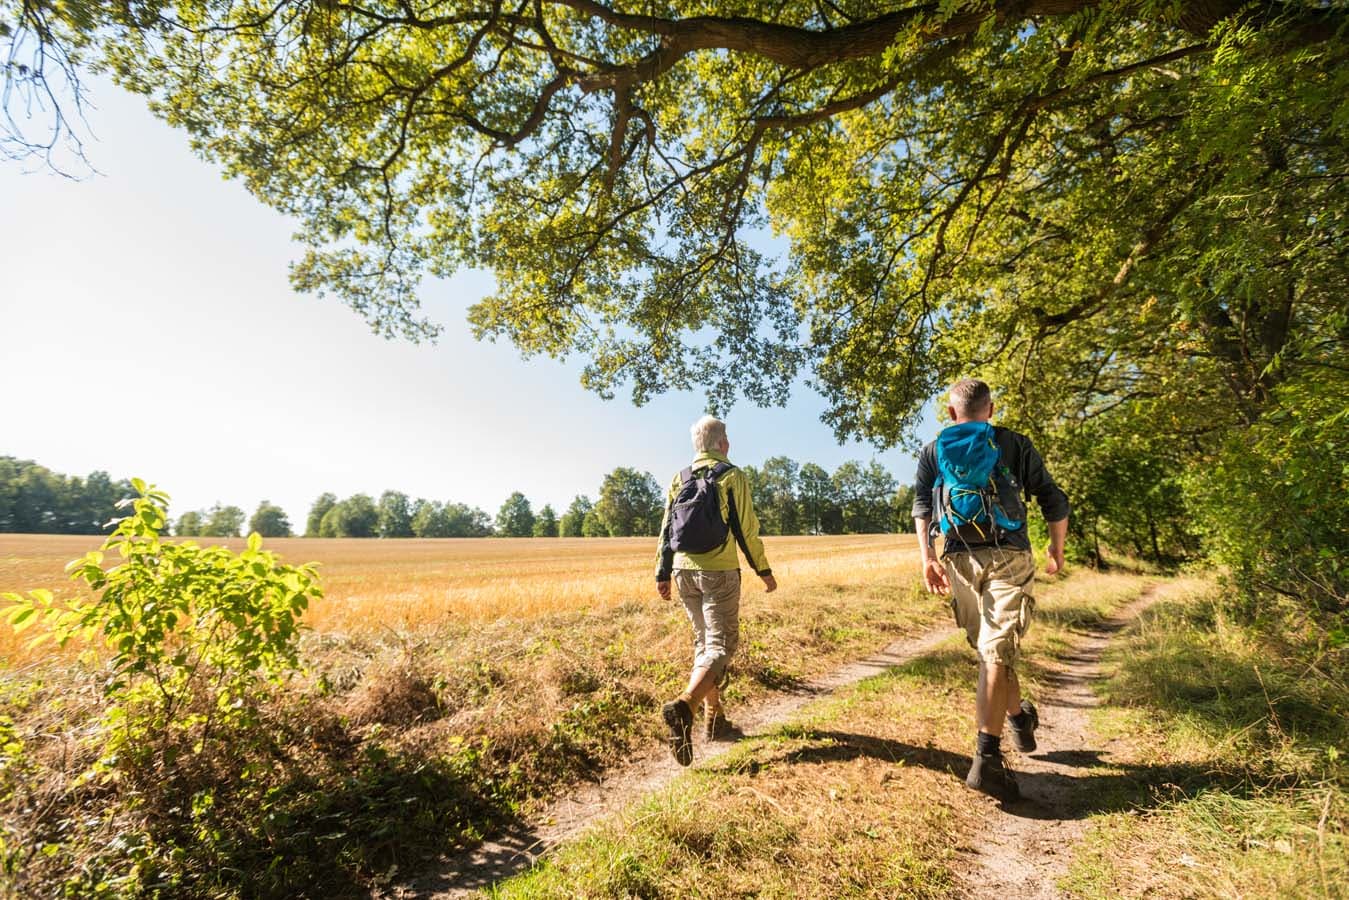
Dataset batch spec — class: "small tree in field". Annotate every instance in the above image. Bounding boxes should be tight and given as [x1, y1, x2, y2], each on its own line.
[201, 503, 246, 537]
[2, 481, 321, 772]
[249, 500, 292, 537]
[495, 492, 534, 537]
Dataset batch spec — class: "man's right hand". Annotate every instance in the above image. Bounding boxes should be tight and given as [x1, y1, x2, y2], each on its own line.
[761, 574, 778, 593]
[656, 580, 672, 602]
[1045, 543, 1066, 576]
[923, 559, 950, 595]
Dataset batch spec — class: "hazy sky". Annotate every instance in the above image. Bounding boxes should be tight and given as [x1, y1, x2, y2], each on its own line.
[1, 77, 931, 527]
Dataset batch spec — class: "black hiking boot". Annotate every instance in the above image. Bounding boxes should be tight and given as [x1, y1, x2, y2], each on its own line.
[966, 750, 1021, 803]
[1008, 699, 1039, 754]
[662, 699, 694, 766]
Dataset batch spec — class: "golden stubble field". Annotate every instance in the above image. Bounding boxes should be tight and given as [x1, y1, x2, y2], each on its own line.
[0, 533, 921, 664]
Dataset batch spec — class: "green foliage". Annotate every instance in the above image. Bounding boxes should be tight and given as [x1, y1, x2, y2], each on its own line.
[495, 491, 535, 537]
[199, 503, 245, 537]
[445, 502, 493, 537]
[377, 490, 414, 538]
[581, 509, 609, 538]
[797, 463, 837, 536]
[305, 492, 337, 537]
[1, 480, 320, 770]
[1186, 374, 1349, 620]
[248, 499, 292, 538]
[756, 457, 801, 536]
[594, 468, 661, 537]
[559, 495, 592, 537]
[411, 498, 450, 537]
[832, 461, 898, 534]
[891, 485, 917, 534]
[24, 0, 1334, 439]
[175, 509, 203, 537]
[533, 504, 559, 538]
[319, 493, 379, 538]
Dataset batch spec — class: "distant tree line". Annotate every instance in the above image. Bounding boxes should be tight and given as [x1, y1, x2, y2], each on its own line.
[291, 458, 912, 540]
[0, 457, 134, 534]
[1, 456, 915, 538]
[175, 501, 293, 538]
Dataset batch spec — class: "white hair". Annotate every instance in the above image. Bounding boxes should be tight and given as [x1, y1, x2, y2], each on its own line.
[690, 415, 727, 452]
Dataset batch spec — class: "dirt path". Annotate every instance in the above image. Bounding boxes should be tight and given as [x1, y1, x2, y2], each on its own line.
[393, 622, 955, 898]
[954, 585, 1163, 899]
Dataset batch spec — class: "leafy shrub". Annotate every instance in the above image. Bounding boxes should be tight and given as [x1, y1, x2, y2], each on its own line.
[1186, 375, 1348, 624]
[2, 480, 321, 773]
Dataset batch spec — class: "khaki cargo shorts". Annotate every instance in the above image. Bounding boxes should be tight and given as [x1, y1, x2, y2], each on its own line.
[674, 568, 741, 679]
[945, 548, 1036, 666]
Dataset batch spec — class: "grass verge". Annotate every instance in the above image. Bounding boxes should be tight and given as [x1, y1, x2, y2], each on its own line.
[1062, 585, 1348, 899]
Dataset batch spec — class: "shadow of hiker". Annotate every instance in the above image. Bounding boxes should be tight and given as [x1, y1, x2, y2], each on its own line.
[715, 728, 1216, 820]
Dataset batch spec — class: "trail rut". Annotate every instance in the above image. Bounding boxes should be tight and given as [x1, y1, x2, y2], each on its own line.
[954, 585, 1164, 899]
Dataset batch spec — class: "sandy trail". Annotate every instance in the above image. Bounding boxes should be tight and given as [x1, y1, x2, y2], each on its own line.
[954, 585, 1163, 899]
[393, 622, 955, 898]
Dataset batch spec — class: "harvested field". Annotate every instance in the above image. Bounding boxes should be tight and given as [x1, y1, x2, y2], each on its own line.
[0, 533, 919, 664]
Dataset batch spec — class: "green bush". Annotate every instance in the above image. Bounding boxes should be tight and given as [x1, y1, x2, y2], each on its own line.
[3, 480, 321, 772]
[1186, 375, 1348, 624]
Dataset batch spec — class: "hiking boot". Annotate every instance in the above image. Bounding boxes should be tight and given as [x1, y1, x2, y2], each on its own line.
[662, 699, 694, 766]
[703, 707, 735, 742]
[966, 750, 1021, 803]
[1008, 699, 1039, 754]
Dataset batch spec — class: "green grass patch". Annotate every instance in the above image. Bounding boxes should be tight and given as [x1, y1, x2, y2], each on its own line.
[1064, 583, 1349, 899]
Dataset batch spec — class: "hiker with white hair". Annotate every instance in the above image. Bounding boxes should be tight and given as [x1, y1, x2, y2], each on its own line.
[654, 414, 776, 766]
[912, 378, 1070, 802]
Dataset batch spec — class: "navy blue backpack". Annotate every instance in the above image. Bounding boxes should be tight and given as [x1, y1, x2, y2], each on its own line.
[669, 462, 735, 554]
[933, 422, 1024, 544]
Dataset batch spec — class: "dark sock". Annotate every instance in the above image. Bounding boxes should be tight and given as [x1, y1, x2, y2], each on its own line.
[977, 732, 1001, 756]
[1009, 710, 1032, 729]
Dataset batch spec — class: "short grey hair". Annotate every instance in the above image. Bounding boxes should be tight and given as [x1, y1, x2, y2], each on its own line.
[690, 415, 727, 452]
[948, 378, 992, 416]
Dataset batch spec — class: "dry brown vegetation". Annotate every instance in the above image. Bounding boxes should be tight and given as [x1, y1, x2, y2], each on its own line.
[0, 532, 939, 896]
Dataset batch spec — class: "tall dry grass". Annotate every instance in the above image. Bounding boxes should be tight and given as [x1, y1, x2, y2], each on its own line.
[0, 533, 920, 664]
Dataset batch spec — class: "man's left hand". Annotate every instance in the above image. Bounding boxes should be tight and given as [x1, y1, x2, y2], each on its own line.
[656, 580, 672, 601]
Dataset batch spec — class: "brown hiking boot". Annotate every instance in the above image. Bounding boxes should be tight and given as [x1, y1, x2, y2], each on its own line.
[661, 699, 694, 766]
[703, 707, 735, 742]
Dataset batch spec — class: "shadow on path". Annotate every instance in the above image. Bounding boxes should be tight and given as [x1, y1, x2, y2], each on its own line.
[716, 727, 1214, 822]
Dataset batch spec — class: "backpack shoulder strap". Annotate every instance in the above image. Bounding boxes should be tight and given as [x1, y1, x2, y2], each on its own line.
[679, 466, 695, 485]
[709, 461, 735, 479]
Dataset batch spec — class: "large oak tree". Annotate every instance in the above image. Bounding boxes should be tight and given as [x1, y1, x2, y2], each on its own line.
[6, 0, 1343, 444]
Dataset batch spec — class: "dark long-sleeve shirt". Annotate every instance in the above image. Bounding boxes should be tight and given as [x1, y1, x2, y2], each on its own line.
[911, 425, 1070, 554]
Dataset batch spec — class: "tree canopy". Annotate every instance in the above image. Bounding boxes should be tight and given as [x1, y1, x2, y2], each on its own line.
[7, 1, 1342, 443]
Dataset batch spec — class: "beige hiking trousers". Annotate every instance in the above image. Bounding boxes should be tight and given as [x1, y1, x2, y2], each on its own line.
[946, 548, 1037, 666]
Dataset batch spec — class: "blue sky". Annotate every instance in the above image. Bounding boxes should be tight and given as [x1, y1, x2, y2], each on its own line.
[1, 77, 930, 527]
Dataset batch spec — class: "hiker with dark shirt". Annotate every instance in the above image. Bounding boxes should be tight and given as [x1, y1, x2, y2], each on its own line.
[912, 379, 1070, 802]
[655, 415, 776, 766]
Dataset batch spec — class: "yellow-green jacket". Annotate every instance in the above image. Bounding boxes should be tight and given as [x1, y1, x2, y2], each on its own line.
[654, 450, 772, 581]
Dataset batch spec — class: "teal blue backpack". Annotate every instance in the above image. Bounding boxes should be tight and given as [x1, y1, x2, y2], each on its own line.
[933, 422, 1024, 543]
